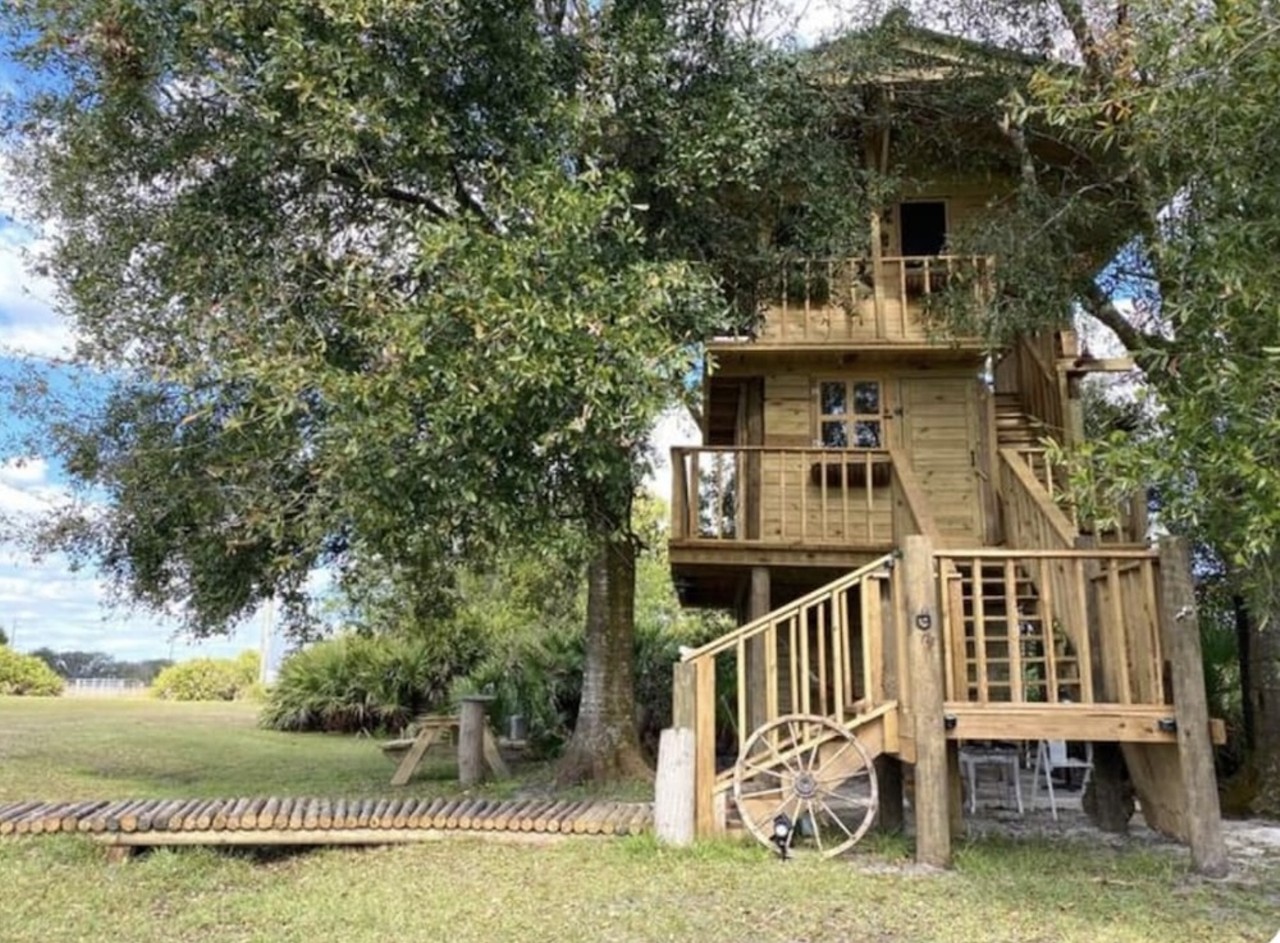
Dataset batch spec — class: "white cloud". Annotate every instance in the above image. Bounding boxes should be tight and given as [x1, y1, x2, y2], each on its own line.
[0, 232, 74, 358]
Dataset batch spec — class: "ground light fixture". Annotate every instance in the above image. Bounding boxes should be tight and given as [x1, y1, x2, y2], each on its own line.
[771, 813, 793, 860]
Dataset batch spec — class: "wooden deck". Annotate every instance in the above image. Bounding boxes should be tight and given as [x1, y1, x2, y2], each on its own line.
[0, 797, 653, 848]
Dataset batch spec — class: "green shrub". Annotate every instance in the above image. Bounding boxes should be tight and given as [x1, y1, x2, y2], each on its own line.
[261, 632, 478, 733]
[151, 652, 258, 701]
[0, 646, 64, 696]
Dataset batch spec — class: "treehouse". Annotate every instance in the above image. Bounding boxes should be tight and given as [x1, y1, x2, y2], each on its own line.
[664, 25, 1225, 871]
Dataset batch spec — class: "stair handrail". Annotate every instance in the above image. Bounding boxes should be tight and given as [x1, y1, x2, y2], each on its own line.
[999, 448, 1077, 548]
[678, 553, 896, 663]
[888, 447, 944, 543]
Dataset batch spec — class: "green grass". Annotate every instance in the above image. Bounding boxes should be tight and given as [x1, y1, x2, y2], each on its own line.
[0, 697, 1277, 943]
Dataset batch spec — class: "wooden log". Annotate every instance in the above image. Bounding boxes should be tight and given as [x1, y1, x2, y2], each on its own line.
[303, 799, 323, 830]
[447, 799, 479, 830]
[402, 798, 426, 828]
[0, 801, 43, 833]
[211, 800, 232, 831]
[546, 801, 589, 833]
[492, 799, 529, 831]
[458, 697, 492, 788]
[905, 534, 950, 868]
[427, 798, 457, 829]
[382, 799, 407, 829]
[154, 799, 196, 832]
[313, 799, 331, 830]
[179, 799, 213, 832]
[15, 802, 62, 834]
[32, 802, 74, 834]
[1159, 536, 1229, 877]
[108, 800, 149, 833]
[519, 800, 555, 832]
[458, 799, 490, 830]
[241, 798, 267, 830]
[135, 800, 166, 833]
[253, 798, 278, 831]
[63, 800, 110, 833]
[413, 798, 442, 829]
[194, 798, 223, 831]
[389, 799, 411, 829]
[123, 799, 161, 833]
[269, 798, 291, 830]
[225, 798, 251, 830]
[654, 727, 696, 847]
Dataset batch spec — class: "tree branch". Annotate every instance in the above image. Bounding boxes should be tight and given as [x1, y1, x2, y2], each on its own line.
[329, 165, 453, 221]
[1081, 282, 1170, 355]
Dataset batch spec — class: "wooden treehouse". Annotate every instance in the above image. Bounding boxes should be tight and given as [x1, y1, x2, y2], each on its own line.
[665, 28, 1226, 871]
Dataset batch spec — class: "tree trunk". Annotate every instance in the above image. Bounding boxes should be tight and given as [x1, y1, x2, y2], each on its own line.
[1247, 575, 1280, 816]
[556, 532, 652, 785]
[1233, 594, 1256, 754]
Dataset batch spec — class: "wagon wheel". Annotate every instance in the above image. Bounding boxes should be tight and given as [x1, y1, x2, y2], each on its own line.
[733, 713, 878, 859]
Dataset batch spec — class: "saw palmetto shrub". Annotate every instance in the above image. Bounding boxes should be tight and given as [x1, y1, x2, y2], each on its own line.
[0, 645, 65, 696]
[261, 632, 478, 734]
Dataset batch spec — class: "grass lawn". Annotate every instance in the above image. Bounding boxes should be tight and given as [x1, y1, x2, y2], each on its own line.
[1, 696, 1277, 943]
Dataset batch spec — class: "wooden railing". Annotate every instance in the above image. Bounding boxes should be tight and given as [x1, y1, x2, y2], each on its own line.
[714, 254, 993, 346]
[936, 548, 1166, 708]
[1006, 447, 1148, 545]
[670, 446, 896, 547]
[994, 331, 1069, 443]
[676, 554, 897, 780]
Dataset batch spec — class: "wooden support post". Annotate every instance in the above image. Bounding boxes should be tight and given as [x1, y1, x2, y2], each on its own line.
[875, 755, 904, 834]
[747, 566, 771, 735]
[904, 535, 949, 867]
[672, 661, 695, 730]
[947, 742, 966, 840]
[1078, 535, 1135, 833]
[1158, 537, 1228, 877]
[458, 696, 492, 788]
[654, 728, 695, 847]
[694, 657, 718, 837]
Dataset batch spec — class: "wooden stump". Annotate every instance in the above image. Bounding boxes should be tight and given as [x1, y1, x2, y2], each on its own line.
[654, 727, 695, 847]
[458, 696, 493, 788]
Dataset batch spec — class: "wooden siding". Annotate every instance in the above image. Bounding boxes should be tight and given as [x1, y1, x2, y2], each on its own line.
[897, 376, 983, 541]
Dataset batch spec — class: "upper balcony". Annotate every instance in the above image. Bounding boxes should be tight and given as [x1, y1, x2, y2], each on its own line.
[712, 254, 993, 351]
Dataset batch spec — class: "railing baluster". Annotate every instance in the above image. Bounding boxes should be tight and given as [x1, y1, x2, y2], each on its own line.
[820, 451, 829, 542]
[973, 559, 988, 704]
[799, 603, 812, 715]
[1107, 559, 1133, 704]
[779, 451, 787, 540]
[830, 594, 845, 726]
[1040, 559, 1059, 704]
[1075, 558, 1094, 703]
[803, 259, 812, 341]
[765, 619, 779, 733]
[865, 452, 874, 543]
[736, 635, 747, 754]
[800, 450, 809, 543]
[841, 456, 850, 541]
[817, 599, 829, 716]
[788, 614, 799, 715]
[1006, 559, 1023, 704]
[839, 589, 854, 713]
[688, 449, 701, 538]
[1142, 560, 1165, 702]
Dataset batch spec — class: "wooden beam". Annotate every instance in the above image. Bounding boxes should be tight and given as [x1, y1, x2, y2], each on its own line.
[1157, 537, 1228, 877]
[943, 703, 1227, 745]
[904, 535, 949, 868]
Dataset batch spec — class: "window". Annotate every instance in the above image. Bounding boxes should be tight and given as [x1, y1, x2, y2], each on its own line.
[817, 380, 883, 449]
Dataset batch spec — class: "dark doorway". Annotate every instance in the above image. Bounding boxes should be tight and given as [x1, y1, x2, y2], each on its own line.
[899, 201, 948, 256]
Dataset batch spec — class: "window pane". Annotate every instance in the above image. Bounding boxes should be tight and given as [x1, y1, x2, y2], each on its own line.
[854, 420, 881, 448]
[821, 421, 847, 448]
[820, 382, 846, 416]
[853, 381, 880, 415]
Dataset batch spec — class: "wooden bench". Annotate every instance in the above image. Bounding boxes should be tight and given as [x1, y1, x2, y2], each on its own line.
[383, 714, 509, 787]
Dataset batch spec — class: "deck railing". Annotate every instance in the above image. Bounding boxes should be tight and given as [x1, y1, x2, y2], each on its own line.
[670, 446, 897, 547]
[935, 548, 1166, 709]
[1005, 447, 1148, 545]
[674, 554, 897, 792]
[715, 254, 994, 346]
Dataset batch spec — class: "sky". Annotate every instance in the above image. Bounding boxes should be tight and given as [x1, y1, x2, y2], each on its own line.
[0, 2, 851, 665]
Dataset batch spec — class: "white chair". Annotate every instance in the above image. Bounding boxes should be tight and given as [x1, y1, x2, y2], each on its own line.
[959, 745, 1024, 815]
[1032, 739, 1093, 820]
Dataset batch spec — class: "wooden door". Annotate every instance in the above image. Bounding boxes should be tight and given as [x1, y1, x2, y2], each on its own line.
[896, 377, 983, 542]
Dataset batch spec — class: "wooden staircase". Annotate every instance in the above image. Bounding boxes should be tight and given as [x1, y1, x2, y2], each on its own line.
[994, 392, 1043, 448]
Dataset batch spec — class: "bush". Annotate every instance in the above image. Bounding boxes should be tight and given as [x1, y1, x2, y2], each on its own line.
[0, 646, 64, 696]
[261, 632, 477, 733]
[151, 652, 258, 701]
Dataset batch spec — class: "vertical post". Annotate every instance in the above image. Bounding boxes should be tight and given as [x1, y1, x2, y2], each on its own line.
[747, 566, 771, 735]
[905, 535, 950, 867]
[654, 728, 695, 847]
[694, 657, 718, 837]
[1158, 537, 1228, 876]
[458, 695, 493, 788]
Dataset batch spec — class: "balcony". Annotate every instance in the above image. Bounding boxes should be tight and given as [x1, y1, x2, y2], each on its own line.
[669, 446, 937, 565]
[714, 254, 993, 348]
